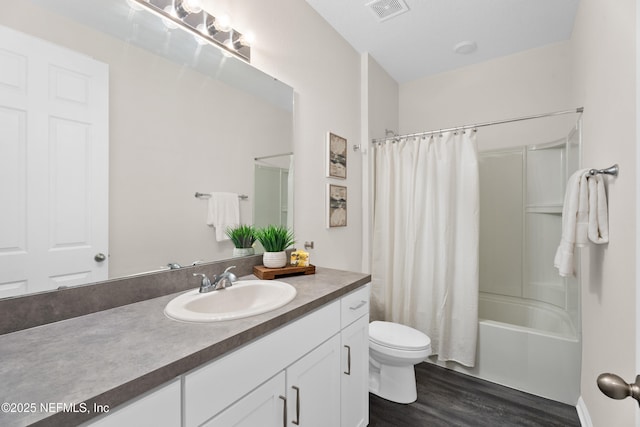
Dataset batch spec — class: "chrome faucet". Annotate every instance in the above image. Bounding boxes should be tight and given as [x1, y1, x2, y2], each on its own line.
[193, 266, 237, 293]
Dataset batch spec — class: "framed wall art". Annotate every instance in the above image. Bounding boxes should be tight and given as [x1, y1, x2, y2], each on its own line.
[327, 184, 347, 228]
[326, 132, 347, 179]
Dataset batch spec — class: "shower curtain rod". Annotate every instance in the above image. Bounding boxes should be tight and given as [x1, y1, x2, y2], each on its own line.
[254, 152, 293, 161]
[371, 107, 584, 144]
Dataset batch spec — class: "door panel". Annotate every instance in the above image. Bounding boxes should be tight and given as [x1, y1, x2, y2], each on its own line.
[0, 25, 108, 297]
[286, 335, 341, 427]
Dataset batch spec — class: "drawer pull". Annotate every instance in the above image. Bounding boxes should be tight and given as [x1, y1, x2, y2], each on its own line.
[279, 395, 287, 427]
[349, 300, 367, 310]
[344, 345, 351, 375]
[292, 385, 300, 425]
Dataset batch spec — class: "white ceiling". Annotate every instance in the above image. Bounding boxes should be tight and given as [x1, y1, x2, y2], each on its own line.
[304, 0, 580, 83]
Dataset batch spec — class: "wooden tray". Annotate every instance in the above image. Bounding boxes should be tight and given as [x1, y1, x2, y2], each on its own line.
[253, 264, 316, 280]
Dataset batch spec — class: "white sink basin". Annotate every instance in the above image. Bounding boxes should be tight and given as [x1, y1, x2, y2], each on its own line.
[164, 280, 297, 323]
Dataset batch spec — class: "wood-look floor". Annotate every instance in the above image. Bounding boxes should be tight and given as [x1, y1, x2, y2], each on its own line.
[369, 363, 581, 427]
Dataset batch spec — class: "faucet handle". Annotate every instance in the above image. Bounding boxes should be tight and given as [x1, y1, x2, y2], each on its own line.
[193, 273, 211, 288]
[223, 266, 237, 283]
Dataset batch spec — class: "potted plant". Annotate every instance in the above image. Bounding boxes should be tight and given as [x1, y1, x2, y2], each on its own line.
[226, 224, 257, 257]
[255, 225, 295, 268]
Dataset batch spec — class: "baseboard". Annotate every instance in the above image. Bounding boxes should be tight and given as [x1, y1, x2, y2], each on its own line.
[576, 396, 593, 427]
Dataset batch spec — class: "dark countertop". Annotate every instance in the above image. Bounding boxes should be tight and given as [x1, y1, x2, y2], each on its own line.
[0, 267, 370, 427]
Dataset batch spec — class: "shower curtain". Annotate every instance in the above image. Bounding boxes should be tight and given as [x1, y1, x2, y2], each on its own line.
[371, 131, 480, 367]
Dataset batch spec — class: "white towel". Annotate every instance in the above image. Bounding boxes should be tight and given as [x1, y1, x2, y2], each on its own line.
[588, 174, 609, 244]
[554, 169, 610, 277]
[206, 192, 239, 242]
[575, 171, 589, 247]
[554, 169, 589, 277]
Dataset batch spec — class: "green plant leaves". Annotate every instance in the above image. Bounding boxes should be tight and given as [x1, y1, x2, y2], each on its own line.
[225, 224, 257, 249]
[255, 225, 295, 252]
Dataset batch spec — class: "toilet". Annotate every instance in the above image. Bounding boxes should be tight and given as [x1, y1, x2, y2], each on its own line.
[369, 321, 431, 404]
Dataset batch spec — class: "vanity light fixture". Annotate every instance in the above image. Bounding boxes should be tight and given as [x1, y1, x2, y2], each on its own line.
[128, 0, 251, 62]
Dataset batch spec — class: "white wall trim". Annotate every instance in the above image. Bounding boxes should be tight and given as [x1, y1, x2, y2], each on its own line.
[577, 396, 593, 427]
[360, 52, 371, 274]
[636, 1, 640, 427]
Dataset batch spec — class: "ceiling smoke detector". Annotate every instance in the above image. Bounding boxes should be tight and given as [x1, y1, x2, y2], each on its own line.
[453, 41, 478, 55]
[366, 0, 409, 22]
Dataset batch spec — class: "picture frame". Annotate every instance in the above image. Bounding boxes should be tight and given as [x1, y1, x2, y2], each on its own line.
[326, 132, 347, 179]
[327, 184, 347, 228]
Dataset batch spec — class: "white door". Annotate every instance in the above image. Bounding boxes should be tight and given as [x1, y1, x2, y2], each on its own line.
[0, 25, 108, 297]
[286, 334, 341, 427]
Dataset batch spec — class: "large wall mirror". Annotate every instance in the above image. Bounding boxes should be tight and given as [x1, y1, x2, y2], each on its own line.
[0, 0, 294, 298]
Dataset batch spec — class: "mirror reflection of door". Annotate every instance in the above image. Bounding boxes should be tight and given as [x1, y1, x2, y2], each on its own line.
[0, 25, 109, 298]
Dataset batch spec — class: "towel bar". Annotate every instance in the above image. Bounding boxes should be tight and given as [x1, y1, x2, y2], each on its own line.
[589, 164, 619, 177]
[195, 192, 249, 200]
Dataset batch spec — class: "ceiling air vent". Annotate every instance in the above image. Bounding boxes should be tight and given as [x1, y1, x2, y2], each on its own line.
[366, 0, 409, 22]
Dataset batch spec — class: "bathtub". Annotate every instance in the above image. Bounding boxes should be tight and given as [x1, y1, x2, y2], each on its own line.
[433, 293, 581, 405]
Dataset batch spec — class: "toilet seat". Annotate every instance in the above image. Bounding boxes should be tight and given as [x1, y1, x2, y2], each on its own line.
[369, 321, 431, 352]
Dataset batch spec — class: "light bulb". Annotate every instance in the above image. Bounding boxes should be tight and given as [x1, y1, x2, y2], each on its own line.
[242, 32, 255, 47]
[216, 14, 231, 32]
[182, 0, 202, 14]
[174, 0, 202, 18]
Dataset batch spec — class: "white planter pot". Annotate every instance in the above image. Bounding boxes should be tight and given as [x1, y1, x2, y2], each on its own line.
[233, 247, 255, 258]
[263, 251, 287, 268]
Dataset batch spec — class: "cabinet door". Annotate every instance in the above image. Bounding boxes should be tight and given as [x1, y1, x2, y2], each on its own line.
[203, 372, 286, 427]
[341, 315, 369, 427]
[286, 334, 341, 427]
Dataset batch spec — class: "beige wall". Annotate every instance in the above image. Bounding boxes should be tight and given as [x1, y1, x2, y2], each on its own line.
[362, 54, 400, 273]
[399, 41, 576, 152]
[570, 0, 637, 425]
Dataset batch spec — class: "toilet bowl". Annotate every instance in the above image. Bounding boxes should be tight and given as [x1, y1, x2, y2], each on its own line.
[369, 321, 431, 404]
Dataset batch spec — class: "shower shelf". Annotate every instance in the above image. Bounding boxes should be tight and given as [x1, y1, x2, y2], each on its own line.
[525, 205, 563, 214]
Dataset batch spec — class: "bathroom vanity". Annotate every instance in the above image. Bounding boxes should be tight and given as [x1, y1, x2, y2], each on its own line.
[0, 267, 370, 427]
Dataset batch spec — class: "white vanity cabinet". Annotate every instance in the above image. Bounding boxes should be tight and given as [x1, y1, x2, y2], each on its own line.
[193, 283, 370, 427]
[83, 379, 181, 427]
[204, 334, 342, 427]
[202, 372, 286, 427]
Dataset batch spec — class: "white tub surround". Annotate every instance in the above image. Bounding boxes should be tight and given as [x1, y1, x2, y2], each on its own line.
[434, 293, 581, 405]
